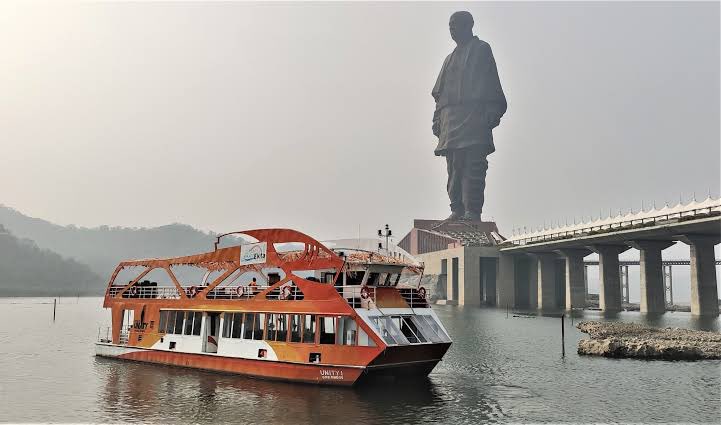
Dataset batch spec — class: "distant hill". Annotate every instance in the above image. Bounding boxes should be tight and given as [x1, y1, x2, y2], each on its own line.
[0, 205, 242, 283]
[0, 225, 101, 296]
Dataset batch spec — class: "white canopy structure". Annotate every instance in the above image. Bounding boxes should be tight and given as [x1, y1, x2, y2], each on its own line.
[508, 196, 721, 245]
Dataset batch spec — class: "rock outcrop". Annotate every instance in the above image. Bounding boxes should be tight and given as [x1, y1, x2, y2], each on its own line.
[576, 321, 721, 360]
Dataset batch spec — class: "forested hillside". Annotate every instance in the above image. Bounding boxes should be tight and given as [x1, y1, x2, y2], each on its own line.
[0, 205, 241, 278]
[0, 225, 101, 296]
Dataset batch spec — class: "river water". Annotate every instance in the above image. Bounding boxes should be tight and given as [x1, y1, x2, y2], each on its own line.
[0, 297, 719, 423]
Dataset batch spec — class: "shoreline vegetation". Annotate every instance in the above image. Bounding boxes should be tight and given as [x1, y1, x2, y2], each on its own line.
[577, 321, 721, 360]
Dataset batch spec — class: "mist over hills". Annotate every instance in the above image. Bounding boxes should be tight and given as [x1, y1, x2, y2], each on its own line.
[0, 205, 242, 295]
[0, 224, 100, 296]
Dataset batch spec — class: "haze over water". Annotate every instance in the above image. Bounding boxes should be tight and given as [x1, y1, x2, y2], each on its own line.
[1, 298, 718, 423]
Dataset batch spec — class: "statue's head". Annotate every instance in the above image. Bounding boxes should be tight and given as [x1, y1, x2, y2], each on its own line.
[449, 11, 474, 45]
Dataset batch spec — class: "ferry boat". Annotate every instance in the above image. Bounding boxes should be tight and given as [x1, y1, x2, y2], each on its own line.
[95, 228, 452, 386]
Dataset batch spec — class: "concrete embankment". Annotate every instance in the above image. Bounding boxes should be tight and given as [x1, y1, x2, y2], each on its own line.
[577, 321, 721, 360]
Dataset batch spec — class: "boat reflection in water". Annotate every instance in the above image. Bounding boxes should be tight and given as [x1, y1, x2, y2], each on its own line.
[94, 355, 471, 424]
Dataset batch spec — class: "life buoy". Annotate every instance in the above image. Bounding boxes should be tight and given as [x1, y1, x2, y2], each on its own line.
[189, 285, 199, 297]
[360, 285, 370, 300]
[280, 285, 292, 300]
[418, 286, 427, 300]
[236, 286, 244, 297]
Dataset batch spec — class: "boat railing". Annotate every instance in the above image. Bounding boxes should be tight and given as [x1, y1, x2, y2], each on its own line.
[205, 285, 271, 300]
[107, 285, 181, 299]
[97, 326, 112, 343]
[107, 284, 295, 301]
[334, 285, 377, 308]
[97, 326, 130, 345]
[398, 287, 430, 308]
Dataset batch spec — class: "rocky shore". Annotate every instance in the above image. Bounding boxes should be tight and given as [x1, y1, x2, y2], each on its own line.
[577, 321, 721, 360]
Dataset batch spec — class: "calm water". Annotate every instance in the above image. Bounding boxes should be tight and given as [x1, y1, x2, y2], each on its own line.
[0, 298, 719, 424]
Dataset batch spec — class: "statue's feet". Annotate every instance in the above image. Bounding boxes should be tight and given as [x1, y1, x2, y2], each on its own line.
[461, 212, 481, 221]
[446, 211, 464, 221]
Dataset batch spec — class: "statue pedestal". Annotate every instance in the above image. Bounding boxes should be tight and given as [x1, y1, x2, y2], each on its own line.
[400, 219, 503, 256]
[414, 218, 499, 234]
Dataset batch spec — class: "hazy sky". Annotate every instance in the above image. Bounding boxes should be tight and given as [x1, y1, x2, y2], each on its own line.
[2, 1, 719, 244]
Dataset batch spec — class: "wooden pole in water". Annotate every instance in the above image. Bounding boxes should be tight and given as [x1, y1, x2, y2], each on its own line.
[53, 298, 57, 322]
[561, 313, 565, 358]
[506, 303, 509, 318]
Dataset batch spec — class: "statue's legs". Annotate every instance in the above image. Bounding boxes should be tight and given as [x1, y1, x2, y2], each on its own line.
[446, 145, 489, 219]
[463, 149, 488, 217]
[446, 150, 465, 216]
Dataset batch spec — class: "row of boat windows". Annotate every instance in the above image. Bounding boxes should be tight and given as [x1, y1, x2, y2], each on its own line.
[221, 313, 375, 347]
[158, 310, 376, 347]
[158, 311, 202, 336]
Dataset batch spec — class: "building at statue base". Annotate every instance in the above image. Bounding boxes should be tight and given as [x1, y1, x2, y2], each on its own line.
[398, 220, 505, 306]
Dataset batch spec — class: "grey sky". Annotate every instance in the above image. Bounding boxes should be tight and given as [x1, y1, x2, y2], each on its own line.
[2, 1, 719, 246]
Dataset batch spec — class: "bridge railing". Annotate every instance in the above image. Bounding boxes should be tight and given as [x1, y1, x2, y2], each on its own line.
[508, 205, 719, 246]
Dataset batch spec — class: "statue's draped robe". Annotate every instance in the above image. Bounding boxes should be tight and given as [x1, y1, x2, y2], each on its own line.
[432, 36, 507, 157]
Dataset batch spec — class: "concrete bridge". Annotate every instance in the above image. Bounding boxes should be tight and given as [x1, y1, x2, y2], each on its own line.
[497, 197, 721, 316]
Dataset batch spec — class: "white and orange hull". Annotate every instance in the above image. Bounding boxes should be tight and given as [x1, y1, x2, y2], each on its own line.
[96, 343, 365, 386]
[96, 342, 450, 386]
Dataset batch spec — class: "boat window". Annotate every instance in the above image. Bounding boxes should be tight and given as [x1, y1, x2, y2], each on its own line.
[290, 314, 302, 342]
[164, 311, 176, 334]
[381, 273, 400, 287]
[159, 311, 168, 333]
[346, 271, 365, 285]
[231, 313, 243, 339]
[192, 312, 202, 336]
[183, 312, 201, 336]
[253, 313, 265, 340]
[243, 313, 255, 340]
[173, 310, 184, 334]
[357, 327, 376, 347]
[302, 314, 316, 343]
[266, 314, 277, 341]
[366, 272, 380, 286]
[222, 313, 231, 338]
[401, 316, 426, 343]
[183, 312, 193, 335]
[276, 314, 288, 341]
[319, 316, 336, 344]
[417, 315, 451, 342]
[337, 316, 357, 346]
[371, 316, 409, 345]
[409, 315, 444, 343]
[323, 272, 336, 284]
[369, 317, 396, 345]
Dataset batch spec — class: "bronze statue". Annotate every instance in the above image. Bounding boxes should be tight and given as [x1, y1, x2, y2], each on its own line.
[432, 11, 507, 221]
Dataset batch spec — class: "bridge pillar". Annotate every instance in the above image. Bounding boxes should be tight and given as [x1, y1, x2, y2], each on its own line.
[677, 235, 720, 316]
[526, 255, 538, 310]
[530, 253, 559, 311]
[587, 245, 630, 312]
[556, 249, 590, 310]
[627, 240, 674, 314]
[497, 253, 516, 309]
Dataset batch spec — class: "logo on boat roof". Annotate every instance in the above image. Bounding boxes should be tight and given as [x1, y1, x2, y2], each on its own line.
[240, 242, 267, 265]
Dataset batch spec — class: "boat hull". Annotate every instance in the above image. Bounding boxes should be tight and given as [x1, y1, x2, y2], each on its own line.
[95, 342, 449, 386]
[95, 343, 362, 386]
[96, 343, 365, 386]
